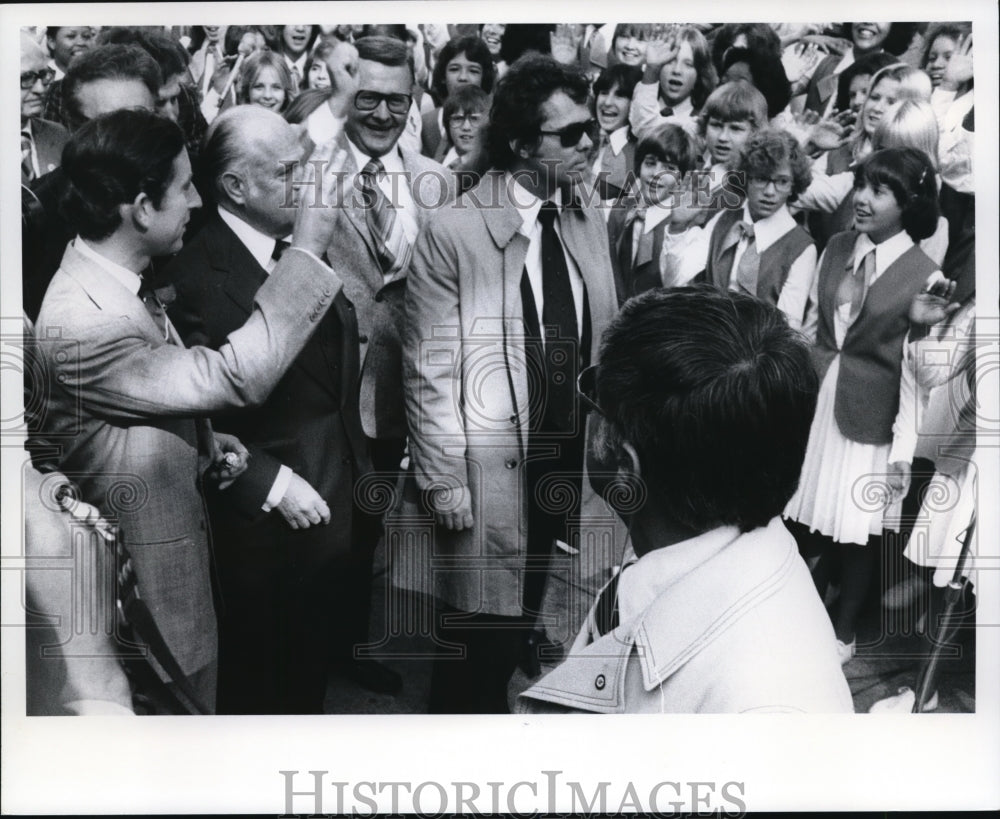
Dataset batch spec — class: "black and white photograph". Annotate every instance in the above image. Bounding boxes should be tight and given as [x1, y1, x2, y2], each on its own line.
[2, 0, 998, 814]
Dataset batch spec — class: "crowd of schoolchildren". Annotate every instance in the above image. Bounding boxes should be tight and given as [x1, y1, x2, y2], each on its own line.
[19, 21, 978, 713]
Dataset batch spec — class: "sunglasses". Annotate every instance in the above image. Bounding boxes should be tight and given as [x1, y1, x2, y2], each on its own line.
[576, 364, 606, 418]
[21, 69, 56, 90]
[538, 118, 600, 148]
[354, 90, 413, 115]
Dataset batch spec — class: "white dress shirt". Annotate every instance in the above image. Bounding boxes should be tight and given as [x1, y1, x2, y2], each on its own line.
[506, 174, 586, 341]
[629, 83, 697, 141]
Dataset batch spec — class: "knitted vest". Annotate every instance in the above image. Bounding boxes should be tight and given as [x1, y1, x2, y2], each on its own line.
[813, 231, 937, 444]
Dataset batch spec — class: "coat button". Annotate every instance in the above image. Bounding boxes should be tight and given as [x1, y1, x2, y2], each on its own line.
[509, 415, 517, 424]
[358, 334, 369, 344]
[504, 458, 517, 469]
[595, 674, 606, 691]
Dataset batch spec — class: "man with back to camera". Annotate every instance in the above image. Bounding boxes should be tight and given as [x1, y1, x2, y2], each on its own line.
[32, 108, 348, 711]
[165, 106, 372, 713]
[397, 52, 620, 712]
[517, 286, 854, 713]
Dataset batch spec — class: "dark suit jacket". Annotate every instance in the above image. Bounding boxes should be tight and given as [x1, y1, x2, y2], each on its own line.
[166, 214, 371, 555]
[33, 240, 341, 678]
[23, 117, 69, 184]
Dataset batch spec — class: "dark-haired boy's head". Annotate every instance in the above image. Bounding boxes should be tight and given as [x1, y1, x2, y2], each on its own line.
[634, 124, 697, 204]
[593, 285, 818, 533]
[60, 108, 191, 248]
[63, 43, 160, 132]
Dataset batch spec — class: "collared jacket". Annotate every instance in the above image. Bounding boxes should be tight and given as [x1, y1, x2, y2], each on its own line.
[517, 518, 855, 713]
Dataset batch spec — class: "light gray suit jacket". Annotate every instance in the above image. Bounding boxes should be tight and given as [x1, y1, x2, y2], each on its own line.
[33, 241, 341, 677]
[329, 135, 453, 439]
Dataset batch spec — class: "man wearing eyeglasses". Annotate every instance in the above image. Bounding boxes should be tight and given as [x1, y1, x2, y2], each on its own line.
[397, 52, 619, 712]
[20, 33, 68, 184]
[325, 34, 453, 695]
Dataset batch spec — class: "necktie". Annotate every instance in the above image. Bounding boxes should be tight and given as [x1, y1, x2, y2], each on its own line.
[622, 205, 647, 269]
[538, 201, 579, 431]
[267, 238, 290, 272]
[660, 104, 674, 117]
[734, 221, 759, 295]
[358, 158, 411, 279]
[836, 248, 875, 323]
[291, 63, 302, 92]
[21, 129, 35, 182]
[139, 279, 170, 342]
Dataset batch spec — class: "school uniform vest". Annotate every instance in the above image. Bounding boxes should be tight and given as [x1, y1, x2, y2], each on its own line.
[807, 144, 855, 254]
[607, 200, 668, 304]
[813, 230, 937, 445]
[704, 207, 814, 306]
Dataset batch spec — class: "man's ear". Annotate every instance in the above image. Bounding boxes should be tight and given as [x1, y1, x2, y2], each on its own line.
[129, 192, 154, 232]
[618, 441, 642, 484]
[510, 137, 535, 160]
[219, 170, 247, 206]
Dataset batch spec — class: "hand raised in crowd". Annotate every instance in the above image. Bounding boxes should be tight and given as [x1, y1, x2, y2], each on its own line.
[799, 109, 853, 154]
[324, 39, 359, 118]
[430, 485, 473, 531]
[290, 131, 350, 258]
[644, 24, 681, 70]
[783, 41, 825, 85]
[667, 184, 704, 233]
[798, 33, 850, 55]
[550, 23, 581, 65]
[942, 32, 973, 91]
[909, 273, 960, 326]
[276, 472, 331, 530]
[208, 432, 250, 489]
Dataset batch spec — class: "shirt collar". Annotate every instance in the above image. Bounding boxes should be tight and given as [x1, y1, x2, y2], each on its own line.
[663, 95, 694, 118]
[617, 525, 741, 626]
[854, 230, 915, 279]
[217, 206, 277, 271]
[641, 199, 672, 233]
[285, 52, 308, 74]
[743, 203, 796, 253]
[607, 125, 630, 155]
[505, 172, 564, 237]
[346, 136, 404, 176]
[22, 120, 33, 138]
[73, 237, 143, 295]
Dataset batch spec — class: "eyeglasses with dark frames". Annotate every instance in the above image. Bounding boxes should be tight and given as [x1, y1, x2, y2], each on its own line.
[448, 112, 485, 128]
[538, 118, 600, 148]
[21, 69, 56, 90]
[353, 90, 413, 115]
[576, 364, 605, 418]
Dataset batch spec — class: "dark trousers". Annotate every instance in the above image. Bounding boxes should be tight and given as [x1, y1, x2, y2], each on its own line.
[427, 605, 525, 714]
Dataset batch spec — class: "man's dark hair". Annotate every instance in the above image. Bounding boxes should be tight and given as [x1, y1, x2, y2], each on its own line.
[595, 285, 818, 533]
[485, 52, 590, 171]
[711, 23, 782, 75]
[98, 26, 191, 80]
[60, 109, 185, 241]
[834, 51, 898, 113]
[359, 24, 408, 42]
[62, 44, 162, 131]
[431, 35, 496, 103]
[721, 46, 791, 120]
[354, 34, 414, 83]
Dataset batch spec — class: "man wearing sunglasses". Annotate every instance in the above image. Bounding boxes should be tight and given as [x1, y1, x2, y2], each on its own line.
[20, 33, 68, 184]
[398, 52, 619, 712]
[325, 35, 453, 696]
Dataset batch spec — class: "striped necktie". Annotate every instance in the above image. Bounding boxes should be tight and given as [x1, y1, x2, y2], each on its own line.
[734, 221, 759, 295]
[21, 128, 35, 182]
[358, 158, 412, 279]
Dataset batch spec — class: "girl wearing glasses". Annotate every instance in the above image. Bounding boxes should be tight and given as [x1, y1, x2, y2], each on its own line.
[421, 35, 495, 159]
[437, 85, 490, 176]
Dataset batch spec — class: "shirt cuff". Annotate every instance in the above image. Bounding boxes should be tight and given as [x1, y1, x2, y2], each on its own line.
[262, 465, 293, 512]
